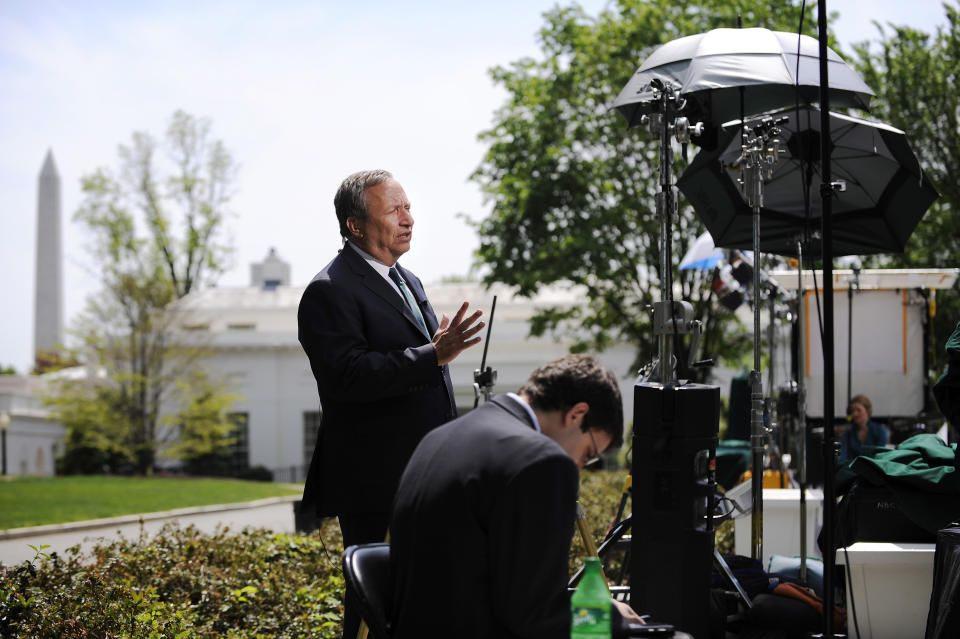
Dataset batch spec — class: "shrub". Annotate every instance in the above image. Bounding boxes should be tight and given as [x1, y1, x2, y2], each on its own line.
[1, 470, 732, 637]
[237, 465, 274, 482]
[0, 521, 345, 639]
[181, 451, 236, 478]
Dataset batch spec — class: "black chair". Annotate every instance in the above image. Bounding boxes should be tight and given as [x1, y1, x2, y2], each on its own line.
[343, 543, 393, 639]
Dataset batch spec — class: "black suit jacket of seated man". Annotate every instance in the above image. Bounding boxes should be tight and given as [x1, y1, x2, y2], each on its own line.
[390, 394, 579, 639]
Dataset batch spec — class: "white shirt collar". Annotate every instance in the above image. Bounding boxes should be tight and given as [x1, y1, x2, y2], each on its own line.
[348, 242, 401, 296]
[507, 392, 541, 433]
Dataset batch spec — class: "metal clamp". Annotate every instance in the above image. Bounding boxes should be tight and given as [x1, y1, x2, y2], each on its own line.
[653, 300, 694, 336]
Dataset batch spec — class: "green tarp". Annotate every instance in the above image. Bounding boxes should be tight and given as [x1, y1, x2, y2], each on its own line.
[837, 434, 960, 533]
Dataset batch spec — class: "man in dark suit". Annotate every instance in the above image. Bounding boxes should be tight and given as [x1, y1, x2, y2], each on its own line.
[390, 355, 643, 638]
[298, 169, 484, 639]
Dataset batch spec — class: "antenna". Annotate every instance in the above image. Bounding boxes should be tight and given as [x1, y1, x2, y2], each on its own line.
[473, 295, 498, 408]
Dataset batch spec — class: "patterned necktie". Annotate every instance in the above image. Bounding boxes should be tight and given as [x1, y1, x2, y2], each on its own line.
[389, 266, 429, 336]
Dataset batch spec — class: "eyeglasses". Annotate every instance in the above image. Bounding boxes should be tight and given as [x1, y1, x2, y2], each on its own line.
[584, 429, 602, 469]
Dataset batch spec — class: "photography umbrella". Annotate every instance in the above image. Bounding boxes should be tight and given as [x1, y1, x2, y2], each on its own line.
[612, 27, 873, 127]
[677, 107, 940, 257]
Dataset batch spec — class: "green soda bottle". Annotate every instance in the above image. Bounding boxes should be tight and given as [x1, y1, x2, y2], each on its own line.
[571, 557, 611, 638]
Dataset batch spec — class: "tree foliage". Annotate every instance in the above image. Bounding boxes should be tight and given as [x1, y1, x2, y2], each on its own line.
[48, 374, 137, 474]
[79, 110, 236, 298]
[850, 2, 960, 371]
[48, 111, 239, 474]
[470, 0, 822, 377]
[48, 366, 240, 475]
[31, 350, 79, 376]
[165, 376, 242, 476]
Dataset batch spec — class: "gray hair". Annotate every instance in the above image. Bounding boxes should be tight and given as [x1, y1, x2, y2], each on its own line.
[334, 169, 393, 239]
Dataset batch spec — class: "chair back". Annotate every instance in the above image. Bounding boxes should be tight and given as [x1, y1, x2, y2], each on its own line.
[343, 543, 393, 639]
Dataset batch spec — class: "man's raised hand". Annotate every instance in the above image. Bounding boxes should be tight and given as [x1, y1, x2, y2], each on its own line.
[432, 302, 484, 366]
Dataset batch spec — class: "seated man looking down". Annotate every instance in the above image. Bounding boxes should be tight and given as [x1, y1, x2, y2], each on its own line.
[389, 354, 643, 638]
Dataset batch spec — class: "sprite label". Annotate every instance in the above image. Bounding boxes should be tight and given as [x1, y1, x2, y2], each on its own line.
[571, 605, 611, 629]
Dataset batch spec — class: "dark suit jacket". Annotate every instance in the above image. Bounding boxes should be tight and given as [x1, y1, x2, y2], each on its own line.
[298, 244, 457, 517]
[390, 394, 579, 639]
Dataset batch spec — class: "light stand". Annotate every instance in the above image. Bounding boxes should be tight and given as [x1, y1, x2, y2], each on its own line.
[735, 117, 785, 561]
[817, 0, 841, 634]
[631, 80, 721, 639]
[640, 79, 703, 384]
[767, 281, 790, 488]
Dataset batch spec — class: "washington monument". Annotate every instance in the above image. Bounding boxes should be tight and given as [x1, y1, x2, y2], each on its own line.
[34, 149, 63, 358]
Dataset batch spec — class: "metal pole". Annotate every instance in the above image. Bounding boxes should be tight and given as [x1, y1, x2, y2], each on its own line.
[797, 240, 808, 586]
[741, 125, 767, 563]
[847, 265, 861, 412]
[750, 208, 765, 562]
[770, 286, 783, 489]
[769, 288, 777, 395]
[817, 0, 838, 634]
[847, 282, 853, 410]
[656, 90, 675, 385]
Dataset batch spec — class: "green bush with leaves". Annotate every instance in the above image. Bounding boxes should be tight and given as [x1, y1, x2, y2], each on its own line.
[1, 471, 733, 637]
[1, 521, 344, 639]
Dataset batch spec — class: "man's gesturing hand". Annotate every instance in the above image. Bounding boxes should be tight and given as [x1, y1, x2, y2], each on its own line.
[432, 302, 484, 366]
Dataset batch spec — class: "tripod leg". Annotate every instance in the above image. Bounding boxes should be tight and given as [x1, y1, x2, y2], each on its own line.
[570, 513, 633, 589]
[576, 501, 600, 558]
[608, 475, 632, 534]
[714, 549, 753, 609]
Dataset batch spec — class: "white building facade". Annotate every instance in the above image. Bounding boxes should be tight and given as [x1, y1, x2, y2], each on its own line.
[0, 376, 66, 476]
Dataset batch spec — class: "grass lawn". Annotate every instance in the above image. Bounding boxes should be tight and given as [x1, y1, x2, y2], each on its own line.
[0, 475, 302, 530]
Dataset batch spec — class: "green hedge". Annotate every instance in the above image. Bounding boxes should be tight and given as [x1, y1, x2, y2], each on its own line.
[1, 471, 733, 638]
[1, 521, 344, 639]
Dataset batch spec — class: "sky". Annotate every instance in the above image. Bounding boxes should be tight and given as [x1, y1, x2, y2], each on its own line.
[0, 0, 950, 374]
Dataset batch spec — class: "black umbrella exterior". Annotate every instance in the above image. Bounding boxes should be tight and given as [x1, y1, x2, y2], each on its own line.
[677, 107, 940, 257]
[612, 27, 873, 126]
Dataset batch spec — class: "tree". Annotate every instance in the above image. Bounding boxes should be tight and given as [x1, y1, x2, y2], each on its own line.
[49, 374, 140, 474]
[470, 0, 823, 378]
[162, 371, 241, 476]
[850, 3, 960, 372]
[47, 111, 239, 474]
